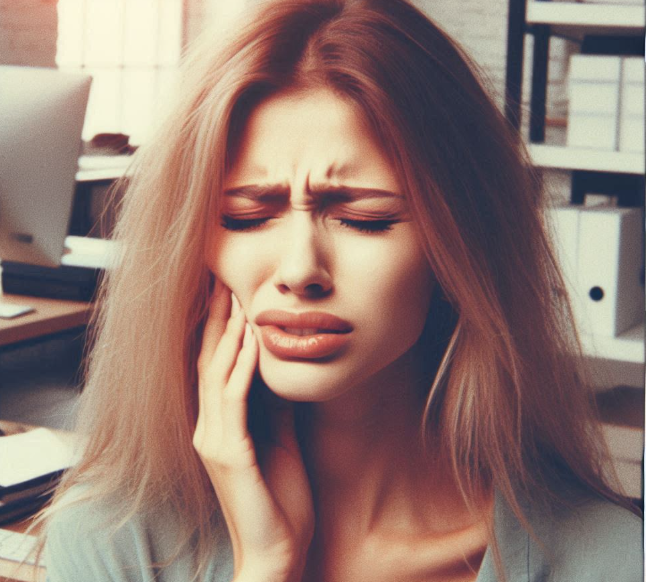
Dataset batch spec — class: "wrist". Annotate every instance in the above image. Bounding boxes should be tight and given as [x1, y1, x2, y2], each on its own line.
[232, 566, 302, 582]
[233, 552, 307, 582]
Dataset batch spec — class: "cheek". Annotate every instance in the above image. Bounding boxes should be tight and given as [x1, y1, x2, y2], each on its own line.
[206, 234, 246, 289]
[206, 233, 273, 301]
[350, 242, 434, 341]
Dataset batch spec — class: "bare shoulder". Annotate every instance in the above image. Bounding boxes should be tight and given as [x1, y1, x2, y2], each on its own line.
[531, 496, 643, 581]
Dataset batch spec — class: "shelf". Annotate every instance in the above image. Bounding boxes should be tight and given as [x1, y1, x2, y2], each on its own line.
[527, 1, 645, 34]
[581, 323, 645, 363]
[528, 144, 645, 174]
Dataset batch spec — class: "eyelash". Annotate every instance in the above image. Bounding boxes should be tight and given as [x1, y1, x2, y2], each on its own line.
[220, 216, 398, 233]
[339, 218, 397, 233]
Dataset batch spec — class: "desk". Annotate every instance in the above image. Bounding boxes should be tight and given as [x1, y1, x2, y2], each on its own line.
[0, 295, 92, 348]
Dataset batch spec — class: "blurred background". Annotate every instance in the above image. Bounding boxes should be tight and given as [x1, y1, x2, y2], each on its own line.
[0, 0, 568, 149]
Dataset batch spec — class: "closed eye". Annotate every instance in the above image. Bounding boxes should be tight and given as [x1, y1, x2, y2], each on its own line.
[220, 216, 270, 231]
[220, 215, 399, 233]
[338, 218, 398, 233]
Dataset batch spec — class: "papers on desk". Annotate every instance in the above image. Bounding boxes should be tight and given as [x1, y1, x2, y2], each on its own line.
[0, 528, 41, 566]
[0, 429, 81, 488]
[76, 154, 132, 182]
[0, 429, 85, 525]
[61, 235, 121, 270]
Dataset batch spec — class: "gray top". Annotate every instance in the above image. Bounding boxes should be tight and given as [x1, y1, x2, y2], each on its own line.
[44, 489, 643, 581]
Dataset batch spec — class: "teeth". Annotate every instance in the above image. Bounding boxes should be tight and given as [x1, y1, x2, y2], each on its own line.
[282, 327, 319, 336]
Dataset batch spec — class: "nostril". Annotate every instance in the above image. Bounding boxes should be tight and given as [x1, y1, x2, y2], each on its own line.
[303, 283, 330, 298]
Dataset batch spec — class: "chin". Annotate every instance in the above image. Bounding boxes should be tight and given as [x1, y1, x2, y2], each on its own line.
[257, 351, 361, 403]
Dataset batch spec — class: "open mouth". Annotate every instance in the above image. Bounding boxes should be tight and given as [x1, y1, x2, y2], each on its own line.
[255, 311, 353, 357]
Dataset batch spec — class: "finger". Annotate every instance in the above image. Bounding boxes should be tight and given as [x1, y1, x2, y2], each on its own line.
[199, 281, 231, 370]
[231, 293, 241, 317]
[198, 308, 245, 434]
[197, 280, 231, 423]
[207, 306, 246, 386]
[222, 324, 259, 442]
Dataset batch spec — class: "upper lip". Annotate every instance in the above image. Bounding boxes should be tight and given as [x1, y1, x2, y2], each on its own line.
[255, 310, 353, 332]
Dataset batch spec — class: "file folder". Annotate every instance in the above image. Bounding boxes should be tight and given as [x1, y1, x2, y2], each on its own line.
[547, 205, 591, 334]
[548, 204, 644, 338]
[577, 206, 643, 337]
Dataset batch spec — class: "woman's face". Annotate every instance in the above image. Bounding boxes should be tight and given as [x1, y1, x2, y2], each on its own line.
[207, 87, 435, 402]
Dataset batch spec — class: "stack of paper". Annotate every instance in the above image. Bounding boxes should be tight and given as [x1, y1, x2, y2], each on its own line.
[0, 429, 83, 525]
[61, 236, 121, 270]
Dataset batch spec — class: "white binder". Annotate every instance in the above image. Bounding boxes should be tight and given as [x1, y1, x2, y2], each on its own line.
[577, 206, 643, 337]
[548, 205, 591, 334]
[548, 204, 644, 338]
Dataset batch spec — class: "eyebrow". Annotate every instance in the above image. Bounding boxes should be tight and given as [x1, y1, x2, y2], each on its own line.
[223, 184, 402, 201]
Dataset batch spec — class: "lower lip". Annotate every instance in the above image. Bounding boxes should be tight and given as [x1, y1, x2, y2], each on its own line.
[259, 325, 351, 359]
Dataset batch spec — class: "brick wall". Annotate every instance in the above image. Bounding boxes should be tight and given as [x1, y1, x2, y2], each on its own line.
[415, 0, 571, 120]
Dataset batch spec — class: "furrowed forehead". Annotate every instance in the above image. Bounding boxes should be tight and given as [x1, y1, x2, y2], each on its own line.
[223, 184, 403, 201]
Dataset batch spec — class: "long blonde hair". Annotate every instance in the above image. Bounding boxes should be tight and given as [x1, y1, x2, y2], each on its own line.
[37, 0, 634, 579]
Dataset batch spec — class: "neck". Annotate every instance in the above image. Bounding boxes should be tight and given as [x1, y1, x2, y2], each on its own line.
[297, 345, 492, 582]
[298, 344, 486, 537]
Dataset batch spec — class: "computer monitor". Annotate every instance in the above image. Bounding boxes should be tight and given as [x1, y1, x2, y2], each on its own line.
[0, 66, 91, 268]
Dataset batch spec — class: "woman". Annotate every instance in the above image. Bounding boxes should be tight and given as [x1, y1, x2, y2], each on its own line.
[40, 0, 641, 581]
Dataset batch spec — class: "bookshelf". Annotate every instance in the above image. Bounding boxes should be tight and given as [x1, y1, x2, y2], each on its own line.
[505, 0, 645, 499]
[581, 323, 644, 364]
[529, 144, 645, 174]
[526, 1, 644, 33]
[506, 0, 645, 365]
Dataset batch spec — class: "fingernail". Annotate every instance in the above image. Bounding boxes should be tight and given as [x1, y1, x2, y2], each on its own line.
[231, 293, 240, 317]
[243, 323, 252, 346]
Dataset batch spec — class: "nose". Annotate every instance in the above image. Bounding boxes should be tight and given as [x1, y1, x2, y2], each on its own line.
[274, 213, 333, 299]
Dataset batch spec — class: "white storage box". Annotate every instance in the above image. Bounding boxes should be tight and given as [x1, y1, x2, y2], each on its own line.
[618, 57, 645, 153]
[567, 55, 622, 150]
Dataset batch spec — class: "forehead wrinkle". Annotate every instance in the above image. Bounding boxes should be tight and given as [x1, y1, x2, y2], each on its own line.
[326, 160, 362, 182]
[224, 183, 403, 203]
